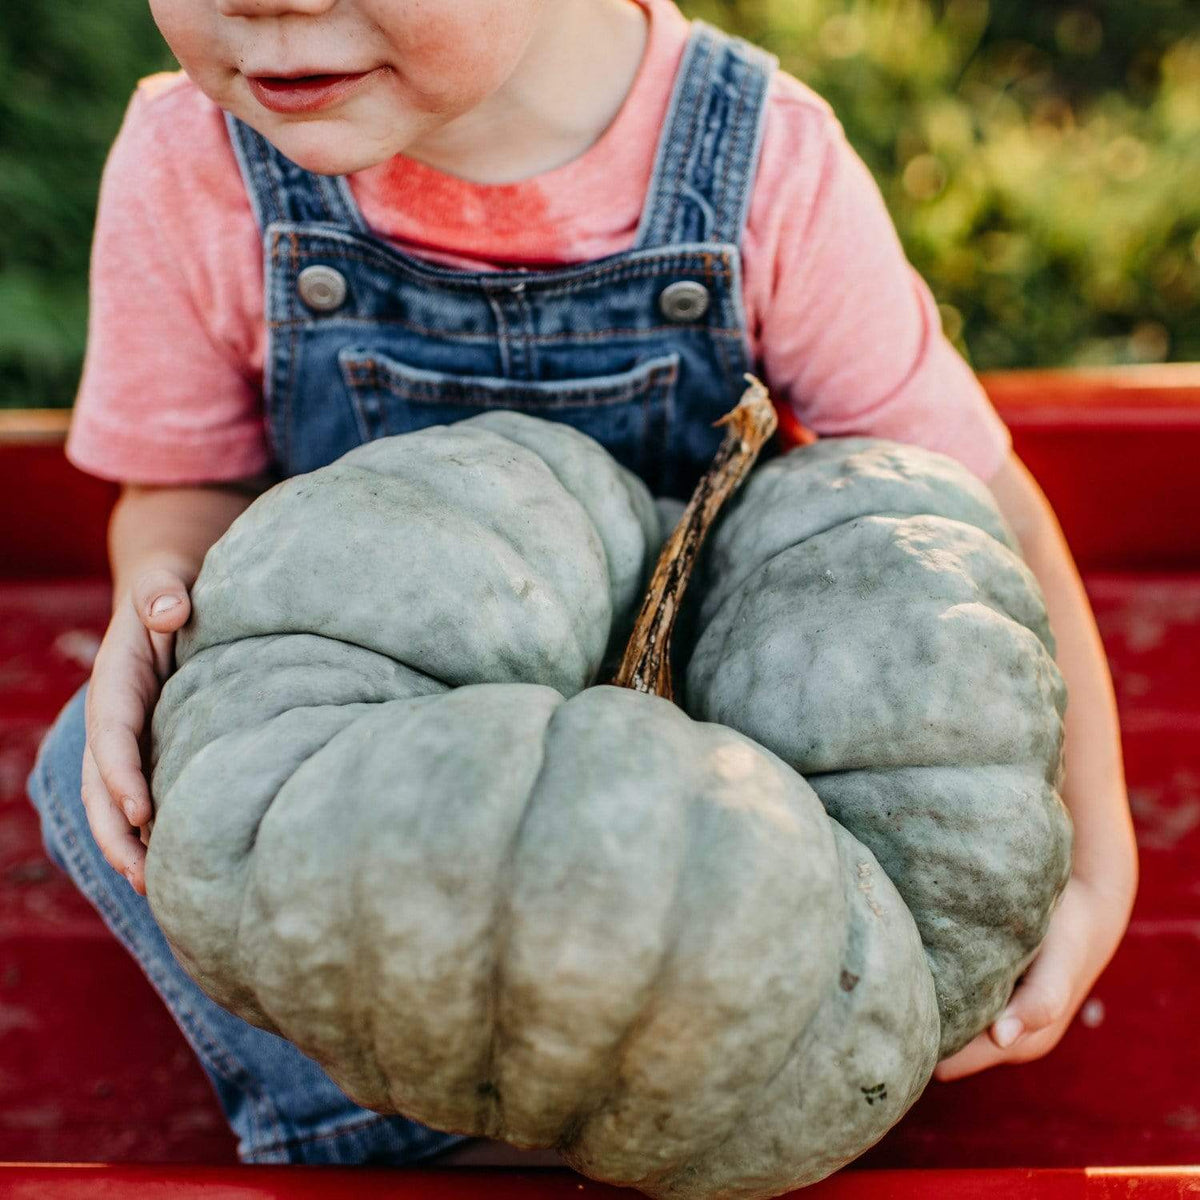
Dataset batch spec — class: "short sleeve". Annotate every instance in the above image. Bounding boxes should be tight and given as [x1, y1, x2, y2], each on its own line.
[65, 84, 270, 485]
[752, 100, 1012, 482]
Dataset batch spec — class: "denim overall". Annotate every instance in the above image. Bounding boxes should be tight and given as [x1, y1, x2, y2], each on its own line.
[26, 21, 776, 1164]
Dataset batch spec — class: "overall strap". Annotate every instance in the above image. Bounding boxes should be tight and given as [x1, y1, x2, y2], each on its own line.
[634, 21, 777, 250]
[223, 110, 369, 234]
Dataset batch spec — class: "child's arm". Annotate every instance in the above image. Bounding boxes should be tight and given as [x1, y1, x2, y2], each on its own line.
[84, 476, 271, 895]
[934, 450, 1139, 1081]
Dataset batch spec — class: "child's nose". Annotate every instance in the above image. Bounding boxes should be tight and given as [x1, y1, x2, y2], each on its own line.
[217, 0, 337, 17]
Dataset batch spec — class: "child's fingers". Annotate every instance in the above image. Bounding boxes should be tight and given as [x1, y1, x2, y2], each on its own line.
[934, 1029, 1001, 1081]
[86, 678, 154, 829]
[87, 705, 152, 830]
[132, 568, 191, 633]
[934, 1019, 1066, 1082]
[989, 886, 1094, 1049]
[991, 965, 1072, 1048]
[935, 879, 1128, 1083]
[81, 742, 148, 893]
[936, 894, 1093, 1080]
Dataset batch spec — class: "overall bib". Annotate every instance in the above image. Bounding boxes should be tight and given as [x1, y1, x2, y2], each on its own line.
[26, 21, 776, 1164]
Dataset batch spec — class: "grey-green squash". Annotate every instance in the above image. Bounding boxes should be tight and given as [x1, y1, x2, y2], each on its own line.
[145, 397, 1070, 1200]
[684, 435, 1072, 1056]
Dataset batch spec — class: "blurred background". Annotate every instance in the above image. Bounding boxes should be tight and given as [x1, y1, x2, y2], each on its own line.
[0, 0, 1196, 409]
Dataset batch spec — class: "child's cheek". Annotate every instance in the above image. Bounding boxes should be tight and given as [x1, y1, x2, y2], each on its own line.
[147, 0, 226, 90]
[373, 0, 544, 118]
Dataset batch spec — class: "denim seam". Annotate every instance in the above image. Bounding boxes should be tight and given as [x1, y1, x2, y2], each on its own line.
[713, 56, 749, 244]
[727, 268, 756, 394]
[261, 237, 285, 468]
[333, 172, 370, 235]
[271, 230, 735, 275]
[282, 233, 301, 471]
[712, 307, 744, 393]
[251, 122, 288, 230]
[648, 369, 676, 489]
[719, 42, 775, 247]
[269, 235, 734, 292]
[247, 1112, 393, 1157]
[661, 30, 716, 245]
[633, 22, 705, 248]
[224, 113, 269, 239]
[278, 318, 743, 344]
[514, 286, 537, 380]
[483, 289, 513, 379]
[267, 233, 296, 466]
[245, 1111, 457, 1161]
[347, 371, 375, 443]
[315, 172, 351, 226]
[305, 252, 734, 289]
[345, 362, 678, 410]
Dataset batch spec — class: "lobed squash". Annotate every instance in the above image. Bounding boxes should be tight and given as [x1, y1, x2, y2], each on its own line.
[146, 388, 1070, 1199]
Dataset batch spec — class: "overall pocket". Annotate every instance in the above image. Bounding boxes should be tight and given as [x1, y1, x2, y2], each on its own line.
[338, 349, 679, 491]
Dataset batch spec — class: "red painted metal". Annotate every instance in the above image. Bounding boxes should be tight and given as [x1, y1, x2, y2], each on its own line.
[1, 1165, 1199, 1199]
[985, 366, 1200, 571]
[0, 579, 236, 1165]
[3, 365, 1200, 580]
[0, 415, 117, 579]
[2, 365, 1199, 1190]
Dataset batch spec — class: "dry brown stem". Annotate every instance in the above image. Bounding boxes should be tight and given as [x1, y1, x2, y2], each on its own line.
[610, 375, 778, 699]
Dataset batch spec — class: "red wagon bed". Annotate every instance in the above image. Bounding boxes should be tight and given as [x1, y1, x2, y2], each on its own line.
[2, 365, 1199, 1197]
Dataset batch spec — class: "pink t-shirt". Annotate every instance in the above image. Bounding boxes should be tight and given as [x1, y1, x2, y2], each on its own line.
[65, 0, 1011, 485]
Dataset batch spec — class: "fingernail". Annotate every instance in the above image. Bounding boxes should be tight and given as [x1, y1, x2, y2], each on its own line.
[150, 595, 181, 617]
[121, 797, 138, 823]
[994, 1016, 1024, 1048]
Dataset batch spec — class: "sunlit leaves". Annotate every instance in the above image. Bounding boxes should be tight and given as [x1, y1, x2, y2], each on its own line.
[0, 0, 1196, 407]
[684, 0, 1200, 368]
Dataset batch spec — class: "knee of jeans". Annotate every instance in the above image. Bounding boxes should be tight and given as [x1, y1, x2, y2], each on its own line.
[26, 681, 91, 872]
[25, 764, 71, 874]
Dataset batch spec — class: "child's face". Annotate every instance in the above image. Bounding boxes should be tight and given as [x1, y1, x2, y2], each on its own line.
[149, 0, 548, 174]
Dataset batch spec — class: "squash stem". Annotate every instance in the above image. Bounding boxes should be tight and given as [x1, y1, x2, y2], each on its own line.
[610, 375, 778, 700]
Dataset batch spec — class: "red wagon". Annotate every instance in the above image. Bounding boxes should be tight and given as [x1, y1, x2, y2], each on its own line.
[3, 365, 1199, 1198]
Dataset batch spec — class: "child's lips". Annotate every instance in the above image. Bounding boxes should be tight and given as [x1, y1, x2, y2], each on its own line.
[247, 70, 376, 114]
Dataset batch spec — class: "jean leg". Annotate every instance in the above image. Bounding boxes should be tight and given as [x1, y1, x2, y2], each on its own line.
[26, 680, 468, 1165]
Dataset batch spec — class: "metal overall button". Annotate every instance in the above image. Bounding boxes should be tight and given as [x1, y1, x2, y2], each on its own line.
[297, 265, 348, 313]
[659, 280, 711, 323]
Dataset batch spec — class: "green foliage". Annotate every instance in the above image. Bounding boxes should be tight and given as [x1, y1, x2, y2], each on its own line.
[0, 1, 1196, 406]
[0, 1, 174, 407]
[683, 0, 1200, 370]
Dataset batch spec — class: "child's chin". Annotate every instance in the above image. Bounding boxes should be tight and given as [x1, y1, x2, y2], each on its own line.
[261, 123, 390, 176]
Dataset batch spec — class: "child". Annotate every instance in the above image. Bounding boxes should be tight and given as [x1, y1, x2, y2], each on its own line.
[28, 0, 1137, 1167]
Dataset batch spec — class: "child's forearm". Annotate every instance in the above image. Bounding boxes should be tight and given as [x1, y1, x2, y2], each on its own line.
[986, 452, 1139, 906]
[1022, 522, 1138, 901]
[108, 473, 273, 608]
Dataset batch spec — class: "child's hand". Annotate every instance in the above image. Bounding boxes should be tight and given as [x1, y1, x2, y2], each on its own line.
[933, 872, 1135, 1081]
[82, 565, 192, 896]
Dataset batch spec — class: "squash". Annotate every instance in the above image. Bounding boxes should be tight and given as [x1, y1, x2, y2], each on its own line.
[145, 383, 1069, 1199]
[684, 435, 1072, 1056]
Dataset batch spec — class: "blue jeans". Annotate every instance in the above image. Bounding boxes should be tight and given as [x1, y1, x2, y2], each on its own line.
[26, 680, 469, 1165]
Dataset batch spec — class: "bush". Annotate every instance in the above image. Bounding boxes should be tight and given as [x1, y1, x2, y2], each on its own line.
[0, 1, 173, 408]
[0, 0, 1196, 407]
[684, 0, 1200, 369]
